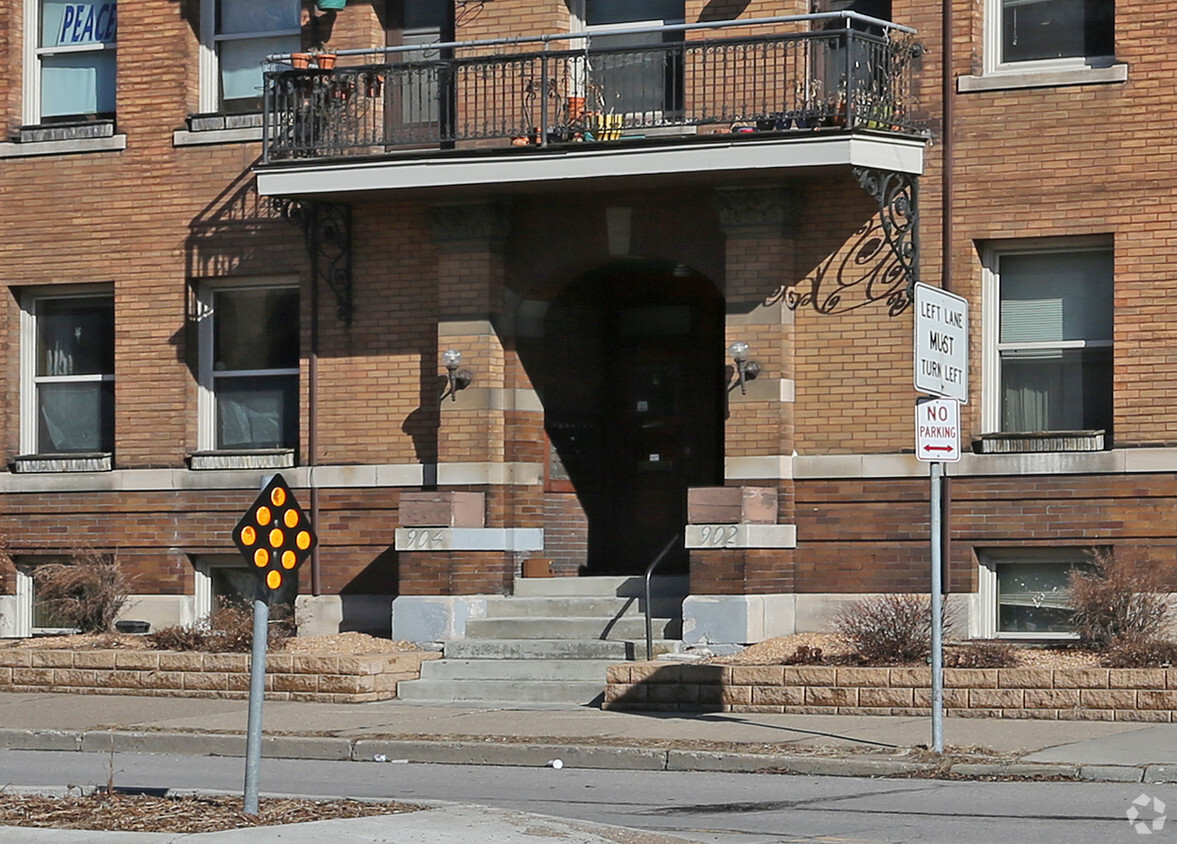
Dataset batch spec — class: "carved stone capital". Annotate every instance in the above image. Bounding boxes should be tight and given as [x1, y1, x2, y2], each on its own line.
[427, 203, 511, 246]
[711, 187, 801, 238]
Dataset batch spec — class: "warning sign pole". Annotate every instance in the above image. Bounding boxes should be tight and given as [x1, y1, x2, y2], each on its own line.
[243, 579, 270, 815]
[233, 473, 318, 815]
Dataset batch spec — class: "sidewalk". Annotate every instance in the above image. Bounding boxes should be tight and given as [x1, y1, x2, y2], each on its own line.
[1, 691, 1174, 782]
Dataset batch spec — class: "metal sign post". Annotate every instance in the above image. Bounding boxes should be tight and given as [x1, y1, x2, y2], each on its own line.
[914, 282, 968, 755]
[232, 474, 318, 815]
[916, 397, 960, 754]
[928, 461, 944, 754]
[243, 585, 270, 815]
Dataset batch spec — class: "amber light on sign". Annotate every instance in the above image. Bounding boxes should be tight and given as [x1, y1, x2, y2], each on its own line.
[232, 474, 318, 593]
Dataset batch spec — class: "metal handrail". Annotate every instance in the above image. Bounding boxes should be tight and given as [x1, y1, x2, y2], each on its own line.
[265, 11, 914, 64]
[644, 535, 681, 662]
[263, 26, 921, 162]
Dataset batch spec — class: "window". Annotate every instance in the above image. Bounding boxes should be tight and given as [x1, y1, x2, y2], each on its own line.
[988, 0, 1113, 71]
[20, 292, 114, 456]
[983, 242, 1112, 436]
[579, 0, 684, 117]
[11, 559, 81, 637]
[198, 283, 299, 453]
[976, 549, 1089, 638]
[391, 0, 455, 131]
[25, 0, 118, 124]
[200, 0, 301, 113]
[194, 556, 296, 620]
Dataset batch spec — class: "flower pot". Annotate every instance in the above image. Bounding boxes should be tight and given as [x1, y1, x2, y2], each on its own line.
[314, 53, 337, 70]
[291, 53, 312, 69]
[364, 73, 383, 98]
[567, 96, 586, 122]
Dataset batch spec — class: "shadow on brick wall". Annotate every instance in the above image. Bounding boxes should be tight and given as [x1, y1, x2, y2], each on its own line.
[607, 663, 727, 712]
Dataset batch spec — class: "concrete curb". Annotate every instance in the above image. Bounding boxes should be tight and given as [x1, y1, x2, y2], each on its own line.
[0, 728, 1158, 783]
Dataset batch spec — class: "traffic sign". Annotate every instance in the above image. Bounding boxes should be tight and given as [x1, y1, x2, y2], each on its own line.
[916, 398, 960, 462]
[914, 282, 968, 403]
[232, 474, 317, 594]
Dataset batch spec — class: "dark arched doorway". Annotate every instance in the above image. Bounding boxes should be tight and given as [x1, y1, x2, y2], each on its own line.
[541, 259, 724, 574]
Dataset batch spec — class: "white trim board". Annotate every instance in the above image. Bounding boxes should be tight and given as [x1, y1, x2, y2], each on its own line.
[256, 135, 927, 198]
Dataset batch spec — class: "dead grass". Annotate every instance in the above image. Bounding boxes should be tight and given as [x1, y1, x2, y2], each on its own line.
[0, 631, 423, 655]
[706, 633, 1103, 669]
[0, 792, 417, 833]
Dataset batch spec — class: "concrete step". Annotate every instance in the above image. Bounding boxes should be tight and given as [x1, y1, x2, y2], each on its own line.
[444, 638, 682, 660]
[464, 616, 680, 641]
[395, 678, 606, 705]
[417, 658, 613, 682]
[512, 575, 689, 599]
[481, 595, 683, 620]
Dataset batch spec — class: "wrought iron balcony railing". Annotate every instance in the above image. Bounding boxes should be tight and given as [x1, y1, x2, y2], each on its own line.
[262, 13, 921, 164]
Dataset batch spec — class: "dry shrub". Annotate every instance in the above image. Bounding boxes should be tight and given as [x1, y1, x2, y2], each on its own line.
[1068, 548, 1171, 650]
[1100, 638, 1177, 668]
[145, 623, 209, 652]
[831, 594, 953, 664]
[32, 550, 132, 634]
[147, 602, 292, 653]
[783, 644, 826, 665]
[943, 640, 1018, 668]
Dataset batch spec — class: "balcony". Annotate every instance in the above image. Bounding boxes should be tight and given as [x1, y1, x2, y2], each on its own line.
[256, 13, 926, 199]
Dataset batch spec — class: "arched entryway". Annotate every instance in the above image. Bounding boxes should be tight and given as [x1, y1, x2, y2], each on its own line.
[539, 259, 724, 574]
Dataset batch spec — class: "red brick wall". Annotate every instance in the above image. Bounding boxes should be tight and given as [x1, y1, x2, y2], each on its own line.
[794, 473, 1177, 594]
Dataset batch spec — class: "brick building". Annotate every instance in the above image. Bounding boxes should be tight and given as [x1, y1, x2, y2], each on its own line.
[0, 1, 1163, 661]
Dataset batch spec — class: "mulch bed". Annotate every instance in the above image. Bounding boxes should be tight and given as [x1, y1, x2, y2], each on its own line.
[0, 792, 418, 833]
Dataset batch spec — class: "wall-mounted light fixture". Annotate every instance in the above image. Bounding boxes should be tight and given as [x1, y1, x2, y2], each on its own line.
[442, 349, 473, 401]
[727, 341, 761, 395]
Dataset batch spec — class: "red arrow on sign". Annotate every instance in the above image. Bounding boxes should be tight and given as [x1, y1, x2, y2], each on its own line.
[923, 444, 955, 452]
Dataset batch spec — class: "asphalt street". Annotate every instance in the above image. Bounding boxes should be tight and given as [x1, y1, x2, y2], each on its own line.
[0, 748, 1169, 843]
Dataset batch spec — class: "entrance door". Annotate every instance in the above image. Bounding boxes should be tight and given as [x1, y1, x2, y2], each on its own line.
[543, 260, 723, 574]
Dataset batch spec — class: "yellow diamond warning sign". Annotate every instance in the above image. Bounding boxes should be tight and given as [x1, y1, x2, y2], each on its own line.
[233, 474, 317, 593]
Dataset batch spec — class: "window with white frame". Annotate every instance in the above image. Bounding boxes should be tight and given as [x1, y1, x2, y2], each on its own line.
[193, 555, 296, 620]
[11, 558, 84, 637]
[24, 0, 118, 125]
[197, 283, 299, 452]
[986, 0, 1113, 72]
[982, 241, 1113, 436]
[200, 0, 301, 114]
[976, 548, 1091, 638]
[21, 292, 114, 456]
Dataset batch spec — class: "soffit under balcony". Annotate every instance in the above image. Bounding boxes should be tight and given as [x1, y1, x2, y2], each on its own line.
[254, 132, 925, 204]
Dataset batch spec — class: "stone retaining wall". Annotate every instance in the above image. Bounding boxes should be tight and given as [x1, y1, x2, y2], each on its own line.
[0, 649, 440, 703]
[604, 663, 1177, 721]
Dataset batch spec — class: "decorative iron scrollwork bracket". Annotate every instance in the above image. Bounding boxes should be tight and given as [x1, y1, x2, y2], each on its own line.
[272, 199, 353, 326]
[852, 168, 919, 302]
